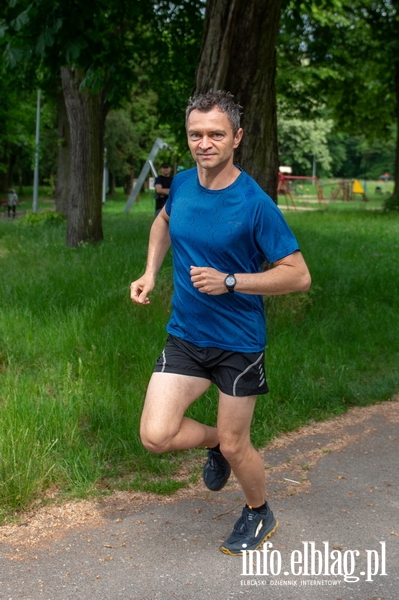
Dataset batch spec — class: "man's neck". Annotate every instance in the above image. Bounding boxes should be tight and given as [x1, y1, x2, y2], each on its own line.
[197, 163, 241, 190]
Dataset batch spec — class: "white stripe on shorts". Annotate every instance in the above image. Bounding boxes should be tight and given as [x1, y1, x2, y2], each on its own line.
[232, 352, 264, 396]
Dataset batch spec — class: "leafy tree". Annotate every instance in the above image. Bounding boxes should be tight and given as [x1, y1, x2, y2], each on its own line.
[1, 1, 208, 240]
[0, 70, 36, 193]
[278, 0, 399, 200]
[328, 129, 396, 179]
[105, 109, 139, 194]
[150, 0, 206, 150]
[278, 116, 334, 176]
[1, 1, 158, 245]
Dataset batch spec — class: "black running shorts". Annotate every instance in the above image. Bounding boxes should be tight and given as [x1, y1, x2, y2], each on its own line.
[154, 335, 269, 397]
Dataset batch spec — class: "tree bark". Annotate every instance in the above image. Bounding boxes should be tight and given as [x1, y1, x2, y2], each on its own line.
[394, 57, 399, 201]
[392, 2, 399, 201]
[108, 170, 115, 196]
[61, 66, 107, 246]
[54, 90, 71, 218]
[0, 150, 10, 192]
[124, 170, 134, 196]
[195, 0, 282, 201]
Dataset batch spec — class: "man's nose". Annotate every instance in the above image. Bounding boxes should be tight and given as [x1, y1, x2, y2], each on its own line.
[199, 136, 212, 148]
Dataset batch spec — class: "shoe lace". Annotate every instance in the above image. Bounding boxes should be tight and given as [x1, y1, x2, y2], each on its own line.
[209, 451, 225, 468]
[234, 510, 255, 535]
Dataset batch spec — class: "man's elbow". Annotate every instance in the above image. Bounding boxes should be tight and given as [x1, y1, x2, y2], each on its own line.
[298, 270, 312, 292]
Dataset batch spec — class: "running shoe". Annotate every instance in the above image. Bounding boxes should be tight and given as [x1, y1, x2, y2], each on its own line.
[203, 447, 231, 491]
[220, 504, 278, 555]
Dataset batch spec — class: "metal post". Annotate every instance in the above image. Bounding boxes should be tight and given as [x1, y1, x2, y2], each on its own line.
[148, 160, 158, 178]
[33, 89, 41, 213]
[102, 147, 108, 204]
[312, 154, 317, 185]
[124, 138, 168, 212]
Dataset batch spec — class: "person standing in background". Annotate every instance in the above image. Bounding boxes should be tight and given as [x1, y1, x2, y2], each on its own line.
[7, 189, 18, 219]
[154, 163, 173, 217]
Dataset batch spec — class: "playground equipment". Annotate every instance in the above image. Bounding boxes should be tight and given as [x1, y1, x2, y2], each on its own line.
[278, 172, 369, 207]
[124, 138, 169, 212]
[277, 172, 326, 209]
[329, 179, 369, 202]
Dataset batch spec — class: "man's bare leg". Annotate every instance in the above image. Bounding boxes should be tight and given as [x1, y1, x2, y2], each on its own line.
[217, 393, 265, 507]
[140, 372, 219, 453]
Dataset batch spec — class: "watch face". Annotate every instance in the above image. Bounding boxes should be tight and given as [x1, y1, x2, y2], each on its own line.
[225, 275, 235, 287]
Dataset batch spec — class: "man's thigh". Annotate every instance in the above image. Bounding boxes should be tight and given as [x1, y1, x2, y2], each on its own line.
[141, 372, 211, 438]
[217, 391, 257, 445]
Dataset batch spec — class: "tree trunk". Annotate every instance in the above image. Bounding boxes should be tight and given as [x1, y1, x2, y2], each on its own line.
[124, 170, 134, 196]
[17, 166, 23, 196]
[394, 57, 399, 201]
[108, 170, 116, 196]
[61, 66, 107, 246]
[0, 150, 9, 192]
[54, 90, 71, 218]
[195, 0, 282, 202]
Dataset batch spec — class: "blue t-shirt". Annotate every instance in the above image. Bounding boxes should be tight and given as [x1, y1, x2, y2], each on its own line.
[164, 167, 299, 352]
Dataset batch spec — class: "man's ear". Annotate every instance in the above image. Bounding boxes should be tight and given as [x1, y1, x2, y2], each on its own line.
[234, 128, 244, 149]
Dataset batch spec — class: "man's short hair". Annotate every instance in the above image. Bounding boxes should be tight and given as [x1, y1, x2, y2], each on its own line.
[161, 163, 171, 168]
[186, 90, 242, 135]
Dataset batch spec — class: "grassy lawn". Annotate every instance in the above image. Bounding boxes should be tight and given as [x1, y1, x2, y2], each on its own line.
[0, 187, 398, 519]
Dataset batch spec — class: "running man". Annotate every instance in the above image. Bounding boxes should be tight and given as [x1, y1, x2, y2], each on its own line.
[130, 90, 311, 555]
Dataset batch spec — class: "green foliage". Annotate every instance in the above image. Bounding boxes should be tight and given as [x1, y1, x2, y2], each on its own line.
[383, 194, 399, 212]
[0, 77, 36, 190]
[278, 0, 398, 186]
[20, 210, 66, 225]
[105, 108, 142, 182]
[104, 78, 183, 186]
[0, 1, 203, 193]
[328, 128, 396, 179]
[148, 0, 205, 149]
[278, 117, 334, 175]
[279, 0, 398, 140]
[1, 0, 156, 105]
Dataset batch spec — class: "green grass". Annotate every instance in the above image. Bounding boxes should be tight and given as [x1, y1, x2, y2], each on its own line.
[0, 189, 398, 519]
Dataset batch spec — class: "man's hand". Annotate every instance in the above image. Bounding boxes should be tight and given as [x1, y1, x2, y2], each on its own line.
[190, 266, 227, 295]
[130, 274, 156, 305]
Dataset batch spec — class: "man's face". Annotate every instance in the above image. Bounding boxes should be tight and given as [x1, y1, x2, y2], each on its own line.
[186, 107, 243, 172]
[161, 166, 171, 176]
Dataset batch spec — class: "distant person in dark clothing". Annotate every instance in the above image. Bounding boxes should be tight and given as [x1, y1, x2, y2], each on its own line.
[154, 163, 173, 217]
[7, 189, 18, 218]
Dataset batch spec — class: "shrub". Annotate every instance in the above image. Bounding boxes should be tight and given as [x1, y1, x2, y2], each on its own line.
[20, 211, 66, 226]
[382, 194, 399, 212]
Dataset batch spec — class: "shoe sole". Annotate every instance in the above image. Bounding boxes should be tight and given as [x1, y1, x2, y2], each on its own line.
[203, 471, 231, 491]
[219, 519, 279, 556]
[203, 464, 231, 492]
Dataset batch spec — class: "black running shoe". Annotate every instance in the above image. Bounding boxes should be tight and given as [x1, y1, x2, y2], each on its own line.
[202, 448, 231, 491]
[220, 504, 278, 555]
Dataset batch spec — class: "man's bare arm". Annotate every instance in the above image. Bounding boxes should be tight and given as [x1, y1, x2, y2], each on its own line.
[190, 251, 311, 296]
[130, 209, 171, 305]
[155, 183, 170, 196]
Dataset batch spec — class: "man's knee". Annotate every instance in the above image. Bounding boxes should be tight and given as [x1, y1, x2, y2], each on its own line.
[140, 422, 175, 454]
[219, 438, 250, 464]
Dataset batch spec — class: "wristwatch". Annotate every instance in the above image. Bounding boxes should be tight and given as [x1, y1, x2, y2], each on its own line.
[224, 273, 237, 293]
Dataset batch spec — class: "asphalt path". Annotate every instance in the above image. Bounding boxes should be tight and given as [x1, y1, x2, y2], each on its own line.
[1, 400, 398, 600]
